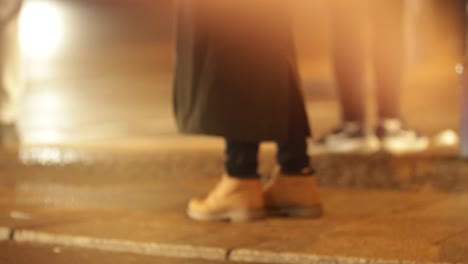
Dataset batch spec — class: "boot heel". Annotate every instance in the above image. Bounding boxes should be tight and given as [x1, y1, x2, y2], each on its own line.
[269, 205, 323, 218]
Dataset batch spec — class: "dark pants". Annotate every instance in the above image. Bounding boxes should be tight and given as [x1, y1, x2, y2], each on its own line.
[225, 139, 312, 178]
[330, 0, 404, 122]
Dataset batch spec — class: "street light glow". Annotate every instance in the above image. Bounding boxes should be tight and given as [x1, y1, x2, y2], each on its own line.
[19, 0, 64, 59]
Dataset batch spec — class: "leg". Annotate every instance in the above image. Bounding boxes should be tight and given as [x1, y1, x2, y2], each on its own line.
[371, 0, 404, 120]
[277, 138, 311, 175]
[225, 139, 260, 178]
[314, 0, 379, 154]
[267, 87, 321, 216]
[262, 138, 321, 218]
[372, 0, 429, 154]
[329, 0, 369, 123]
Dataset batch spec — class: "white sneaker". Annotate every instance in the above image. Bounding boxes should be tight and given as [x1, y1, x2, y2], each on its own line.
[310, 122, 380, 154]
[376, 119, 429, 154]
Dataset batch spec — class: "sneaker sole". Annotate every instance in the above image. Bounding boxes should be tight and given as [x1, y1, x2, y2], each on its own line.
[381, 138, 429, 154]
[309, 139, 380, 155]
[187, 208, 266, 223]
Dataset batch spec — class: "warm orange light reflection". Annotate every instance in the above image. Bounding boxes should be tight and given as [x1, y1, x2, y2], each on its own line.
[19, 0, 64, 60]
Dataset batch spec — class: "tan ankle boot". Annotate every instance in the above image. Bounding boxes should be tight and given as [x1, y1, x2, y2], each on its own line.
[264, 170, 323, 218]
[187, 174, 265, 222]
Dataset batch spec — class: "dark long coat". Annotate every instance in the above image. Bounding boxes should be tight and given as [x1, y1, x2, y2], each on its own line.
[174, 1, 311, 142]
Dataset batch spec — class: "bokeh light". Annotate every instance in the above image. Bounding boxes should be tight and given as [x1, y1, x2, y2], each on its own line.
[19, 0, 64, 60]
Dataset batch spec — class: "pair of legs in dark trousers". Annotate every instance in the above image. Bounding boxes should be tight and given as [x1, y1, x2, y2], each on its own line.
[330, 0, 404, 122]
[225, 139, 312, 179]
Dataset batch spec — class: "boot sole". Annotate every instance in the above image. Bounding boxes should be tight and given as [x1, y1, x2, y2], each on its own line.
[267, 204, 323, 218]
[187, 208, 266, 223]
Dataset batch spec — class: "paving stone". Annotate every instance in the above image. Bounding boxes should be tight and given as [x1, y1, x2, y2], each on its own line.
[0, 207, 83, 231]
[230, 249, 451, 264]
[0, 173, 216, 212]
[229, 220, 441, 263]
[413, 157, 468, 192]
[0, 201, 115, 231]
[0, 149, 465, 264]
[401, 194, 468, 264]
[4, 186, 449, 263]
[12, 211, 228, 261]
[319, 188, 446, 219]
[439, 232, 468, 263]
[230, 250, 400, 264]
[0, 241, 231, 264]
[230, 191, 453, 263]
[13, 230, 226, 261]
[313, 153, 468, 192]
[0, 184, 151, 231]
[177, 188, 445, 250]
[230, 193, 468, 264]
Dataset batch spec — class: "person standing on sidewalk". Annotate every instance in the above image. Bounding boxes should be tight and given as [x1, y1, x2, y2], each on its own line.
[315, 0, 428, 154]
[0, 0, 22, 146]
[173, 1, 322, 222]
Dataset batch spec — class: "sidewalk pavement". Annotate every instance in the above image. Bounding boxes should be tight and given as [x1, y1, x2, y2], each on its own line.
[1, 142, 468, 264]
[0, 241, 230, 264]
